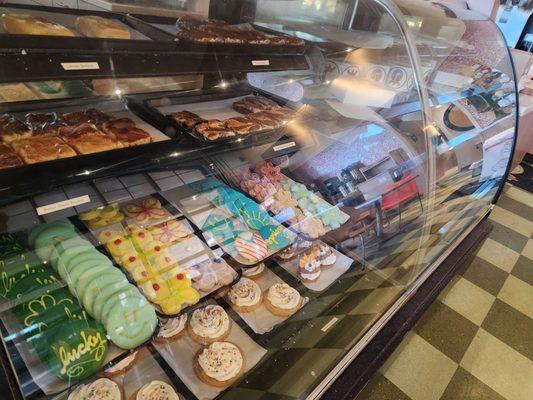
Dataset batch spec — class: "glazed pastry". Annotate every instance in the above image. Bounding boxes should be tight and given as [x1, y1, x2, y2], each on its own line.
[298, 249, 321, 282]
[0, 114, 31, 143]
[195, 342, 244, 387]
[76, 15, 131, 39]
[188, 304, 231, 344]
[195, 120, 235, 140]
[226, 277, 262, 313]
[242, 262, 266, 280]
[263, 283, 302, 317]
[2, 14, 74, 36]
[122, 197, 167, 225]
[0, 143, 23, 169]
[234, 231, 268, 263]
[136, 380, 180, 400]
[10, 136, 77, 164]
[59, 123, 121, 154]
[103, 350, 139, 377]
[150, 219, 190, 243]
[232, 96, 278, 114]
[67, 378, 121, 400]
[167, 111, 204, 129]
[154, 314, 187, 343]
[314, 243, 336, 267]
[224, 116, 261, 134]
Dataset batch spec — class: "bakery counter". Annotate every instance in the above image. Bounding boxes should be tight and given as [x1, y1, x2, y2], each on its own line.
[77, 0, 208, 18]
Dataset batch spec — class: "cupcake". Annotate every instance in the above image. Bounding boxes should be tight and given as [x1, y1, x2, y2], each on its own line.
[314, 243, 336, 268]
[103, 351, 139, 378]
[154, 314, 188, 344]
[187, 304, 231, 345]
[194, 342, 244, 387]
[226, 277, 262, 313]
[263, 283, 302, 317]
[242, 262, 266, 280]
[68, 378, 122, 400]
[298, 249, 321, 282]
[136, 380, 180, 400]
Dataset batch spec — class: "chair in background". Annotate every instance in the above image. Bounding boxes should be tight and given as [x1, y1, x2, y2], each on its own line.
[381, 173, 423, 231]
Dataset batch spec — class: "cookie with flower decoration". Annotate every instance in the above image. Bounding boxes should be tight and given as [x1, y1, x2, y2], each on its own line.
[122, 197, 168, 225]
[150, 219, 190, 244]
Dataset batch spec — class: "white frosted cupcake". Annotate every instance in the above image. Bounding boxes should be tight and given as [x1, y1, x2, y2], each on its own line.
[226, 277, 262, 313]
[242, 262, 266, 280]
[136, 380, 180, 400]
[194, 342, 244, 387]
[263, 283, 302, 317]
[154, 314, 188, 344]
[187, 304, 231, 345]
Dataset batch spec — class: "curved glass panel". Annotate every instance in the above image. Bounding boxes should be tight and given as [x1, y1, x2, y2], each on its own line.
[0, 1, 515, 400]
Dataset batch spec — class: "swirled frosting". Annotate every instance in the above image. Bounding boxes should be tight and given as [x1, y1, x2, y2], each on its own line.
[136, 380, 180, 400]
[242, 263, 265, 278]
[158, 314, 187, 339]
[227, 277, 261, 307]
[104, 351, 138, 375]
[190, 305, 230, 339]
[267, 283, 300, 309]
[198, 342, 243, 382]
[68, 378, 121, 400]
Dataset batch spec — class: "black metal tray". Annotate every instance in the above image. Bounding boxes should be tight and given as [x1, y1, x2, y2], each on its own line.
[140, 84, 304, 146]
[0, 3, 176, 53]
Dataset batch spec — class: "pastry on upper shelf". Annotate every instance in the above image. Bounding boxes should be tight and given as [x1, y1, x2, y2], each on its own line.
[167, 111, 205, 129]
[247, 111, 281, 130]
[2, 14, 74, 36]
[232, 96, 279, 114]
[101, 118, 152, 147]
[62, 108, 113, 126]
[10, 135, 77, 163]
[194, 341, 244, 387]
[195, 119, 236, 140]
[24, 112, 57, 128]
[76, 15, 131, 39]
[0, 114, 32, 143]
[59, 123, 121, 154]
[0, 143, 23, 169]
[224, 116, 262, 135]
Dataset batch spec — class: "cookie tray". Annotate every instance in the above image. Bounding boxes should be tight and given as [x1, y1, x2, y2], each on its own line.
[74, 193, 242, 318]
[0, 3, 176, 53]
[139, 84, 305, 145]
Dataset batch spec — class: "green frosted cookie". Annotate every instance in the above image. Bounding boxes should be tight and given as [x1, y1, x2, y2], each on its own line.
[50, 237, 93, 269]
[65, 257, 112, 290]
[13, 287, 72, 327]
[8, 271, 61, 302]
[101, 286, 141, 326]
[0, 232, 25, 258]
[34, 225, 77, 262]
[92, 280, 131, 322]
[82, 274, 128, 317]
[56, 245, 96, 279]
[105, 295, 157, 349]
[0, 252, 46, 299]
[64, 250, 110, 275]
[28, 220, 74, 247]
[46, 318, 108, 382]
[74, 267, 123, 301]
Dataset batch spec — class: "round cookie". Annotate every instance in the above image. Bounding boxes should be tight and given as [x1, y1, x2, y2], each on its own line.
[64, 250, 110, 275]
[92, 280, 131, 322]
[56, 245, 97, 279]
[82, 274, 129, 317]
[259, 224, 292, 250]
[46, 318, 108, 381]
[28, 220, 74, 247]
[34, 225, 77, 261]
[100, 286, 139, 326]
[7, 271, 60, 301]
[65, 257, 113, 289]
[73, 266, 122, 299]
[50, 237, 93, 269]
[105, 295, 157, 349]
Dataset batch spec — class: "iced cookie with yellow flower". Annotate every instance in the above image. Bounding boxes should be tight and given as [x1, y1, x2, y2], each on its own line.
[121, 252, 153, 283]
[105, 234, 135, 258]
[129, 227, 154, 251]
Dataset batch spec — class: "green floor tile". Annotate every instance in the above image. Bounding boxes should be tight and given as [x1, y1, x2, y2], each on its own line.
[356, 373, 410, 400]
[461, 256, 509, 296]
[440, 366, 506, 400]
[488, 221, 529, 253]
[511, 255, 533, 285]
[413, 301, 479, 363]
[481, 299, 533, 361]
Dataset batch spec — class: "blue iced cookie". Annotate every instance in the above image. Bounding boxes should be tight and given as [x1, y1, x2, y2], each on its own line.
[259, 224, 292, 250]
[202, 212, 235, 240]
[239, 204, 271, 230]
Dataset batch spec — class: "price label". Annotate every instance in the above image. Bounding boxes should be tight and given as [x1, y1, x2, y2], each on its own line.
[36, 195, 90, 216]
[252, 60, 270, 66]
[61, 62, 100, 71]
[273, 141, 296, 152]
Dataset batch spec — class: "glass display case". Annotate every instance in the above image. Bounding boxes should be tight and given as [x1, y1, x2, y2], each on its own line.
[0, 1, 517, 399]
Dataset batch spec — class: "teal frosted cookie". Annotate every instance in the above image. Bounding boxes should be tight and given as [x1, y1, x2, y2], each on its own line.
[74, 267, 123, 300]
[34, 225, 77, 262]
[64, 250, 111, 276]
[28, 219, 74, 247]
[238, 202, 271, 230]
[202, 212, 235, 240]
[82, 273, 128, 317]
[0, 233, 25, 258]
[100, 286, 141, 326]
[50, 237, 93, 269]
[92, 280, 131, 322]
[105, 295, 157, 349]
[66, 258, 113, 290]
[46, 318, 108, 382]
[56, 244, 96, 279]
[318, 207, 347, 230]
[259, 224, 292, 250]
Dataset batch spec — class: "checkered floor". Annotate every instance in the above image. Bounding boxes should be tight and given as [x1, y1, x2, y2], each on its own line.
[356, 183, 533, 400]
